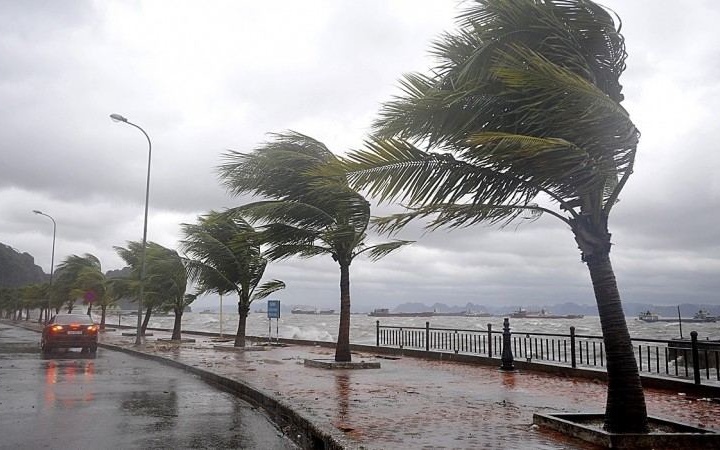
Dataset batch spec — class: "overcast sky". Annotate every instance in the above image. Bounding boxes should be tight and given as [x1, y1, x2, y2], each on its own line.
[1, 0, 718, 311]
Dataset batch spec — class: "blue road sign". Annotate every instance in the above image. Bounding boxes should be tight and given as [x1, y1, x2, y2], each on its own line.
[267, 300, 280, 319]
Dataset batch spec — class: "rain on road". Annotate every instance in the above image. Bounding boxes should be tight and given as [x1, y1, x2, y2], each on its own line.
[0, 324, 298, 449]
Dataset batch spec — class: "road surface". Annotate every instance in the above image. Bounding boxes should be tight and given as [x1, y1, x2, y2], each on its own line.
[0, 323, 298, 449]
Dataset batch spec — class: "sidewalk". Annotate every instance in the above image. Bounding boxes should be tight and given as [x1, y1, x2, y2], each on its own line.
[93, 327, 720, 450]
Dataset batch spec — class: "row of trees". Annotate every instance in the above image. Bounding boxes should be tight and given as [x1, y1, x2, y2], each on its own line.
[0, 213, 289, 345]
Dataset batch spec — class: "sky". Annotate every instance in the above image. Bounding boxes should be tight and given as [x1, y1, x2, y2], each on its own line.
[1, 0, 719, 312]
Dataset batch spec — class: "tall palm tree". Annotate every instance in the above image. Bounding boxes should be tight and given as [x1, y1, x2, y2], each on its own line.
[218, 132, 411, 362]
[180, 210, 285, 347]
[338, 0, 646, 433]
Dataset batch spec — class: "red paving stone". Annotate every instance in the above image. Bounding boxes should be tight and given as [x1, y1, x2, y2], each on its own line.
[98, 329, 720, 449]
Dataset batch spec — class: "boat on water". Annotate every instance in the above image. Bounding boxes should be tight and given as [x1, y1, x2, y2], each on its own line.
[291, 308, 337, 315]
[638, 309, 717, 323]
[510, 308, 584, 319]
[637, 311, 660, 322]
[368, 308, 434, 317]
[431, 311, 492, 317]
[291, 308, 318, 315]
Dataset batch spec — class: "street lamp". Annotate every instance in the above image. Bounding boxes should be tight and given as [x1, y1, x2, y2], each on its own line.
[33, 210, 56, 323]
[110, 113, 152, 346]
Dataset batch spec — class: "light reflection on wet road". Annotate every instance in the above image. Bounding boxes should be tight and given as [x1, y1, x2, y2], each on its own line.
[0, 324, 297, 449]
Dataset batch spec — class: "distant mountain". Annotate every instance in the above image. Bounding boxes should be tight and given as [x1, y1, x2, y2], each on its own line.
[394, 302, 433, 313]
[0, 242, 46, 288]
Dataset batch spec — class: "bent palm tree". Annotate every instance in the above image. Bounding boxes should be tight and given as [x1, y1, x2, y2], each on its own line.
[53, 254, 105, 314]
[142, 244, 189, 340]
[181, 211, 285, 347]
[339, 0, 646, 433]
[115, 241, 180, 335]
[218, 132, 411, 362]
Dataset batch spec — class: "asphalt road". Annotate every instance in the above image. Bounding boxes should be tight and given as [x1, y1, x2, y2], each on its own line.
[0, 323, 298, 450]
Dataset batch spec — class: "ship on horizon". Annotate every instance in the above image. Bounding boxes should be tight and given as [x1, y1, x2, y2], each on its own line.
[291, 307, 336, 315]
[368, 308, 434, 317]
[638, 309, 716, 323]
[510, 307, 584, 320]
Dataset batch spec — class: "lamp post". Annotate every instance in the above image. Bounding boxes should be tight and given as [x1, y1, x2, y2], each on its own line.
[32, 210, 56, 323]
[110, 113, 152, 346]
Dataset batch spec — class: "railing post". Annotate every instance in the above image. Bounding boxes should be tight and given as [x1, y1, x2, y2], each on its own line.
[691, 331, 701, 385]
[425, 321, 430, 352]
[500, 318, 515, 371]
[376, 320, 380, 347]
[487, 323, 493, 357]
[570, 326, 576, 369]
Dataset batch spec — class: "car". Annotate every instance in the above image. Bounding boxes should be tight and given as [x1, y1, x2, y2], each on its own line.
[41, 313, 99, 358]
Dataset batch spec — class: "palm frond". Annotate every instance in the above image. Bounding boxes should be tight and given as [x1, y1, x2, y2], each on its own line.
[371, 202, 558, 235]
[356, 240, 414, 261]
[342, 137, 538, 207]
[250, 280, 286, 302]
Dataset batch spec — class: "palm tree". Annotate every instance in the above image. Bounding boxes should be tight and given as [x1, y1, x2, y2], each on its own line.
[218, 132, 411, 361]
[114, 241, 174, 335]
[338, 0, 646, 433]
[19, 283, 44, 321]
[142, 244, 190, 340]
[53, 254, 105, 314]
[181, 210, 285, 347]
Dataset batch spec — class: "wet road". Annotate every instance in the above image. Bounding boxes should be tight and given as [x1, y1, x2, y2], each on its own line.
[0, 324, 298, 450]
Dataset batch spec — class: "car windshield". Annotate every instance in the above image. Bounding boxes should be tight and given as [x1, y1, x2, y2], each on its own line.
[53, 314, 94, 325]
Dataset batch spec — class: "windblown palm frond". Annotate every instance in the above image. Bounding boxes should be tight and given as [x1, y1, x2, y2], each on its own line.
[251, 280, 286, 302]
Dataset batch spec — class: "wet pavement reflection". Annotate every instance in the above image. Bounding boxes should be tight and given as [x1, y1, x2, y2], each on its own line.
[0, 324, 298, 449]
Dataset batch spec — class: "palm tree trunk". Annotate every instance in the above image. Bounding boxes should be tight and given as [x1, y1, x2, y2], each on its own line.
[234, 293, 249, 347]
[141, 306, 152, 335]
[585, 248, 648, 433]
[100, 305, 107, 330]
[335, 262, 352, 362]
[171, 307, 183, 340]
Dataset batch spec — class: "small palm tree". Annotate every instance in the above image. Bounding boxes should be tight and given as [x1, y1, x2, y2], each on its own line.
[53, 254, 104, 314]
[218, 132, 411, 361]
[181, 210, 285, 347]
[114, 241, 182, 335]
[142, 244, 189, 340]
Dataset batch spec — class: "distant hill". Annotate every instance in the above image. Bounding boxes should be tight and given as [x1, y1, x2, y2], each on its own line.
[0, 242, 46, 288]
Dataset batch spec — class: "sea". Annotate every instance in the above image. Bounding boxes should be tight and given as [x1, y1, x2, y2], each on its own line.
[109, 311, 720, 344]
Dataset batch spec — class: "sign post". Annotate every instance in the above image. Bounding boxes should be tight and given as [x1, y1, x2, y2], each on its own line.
[267, 300, 280, 344]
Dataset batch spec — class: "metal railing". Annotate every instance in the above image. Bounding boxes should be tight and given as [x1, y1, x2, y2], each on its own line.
[376, 320, 720, 385]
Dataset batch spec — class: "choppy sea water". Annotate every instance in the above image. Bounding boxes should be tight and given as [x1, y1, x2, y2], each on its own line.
[108, 311, 720, 344]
